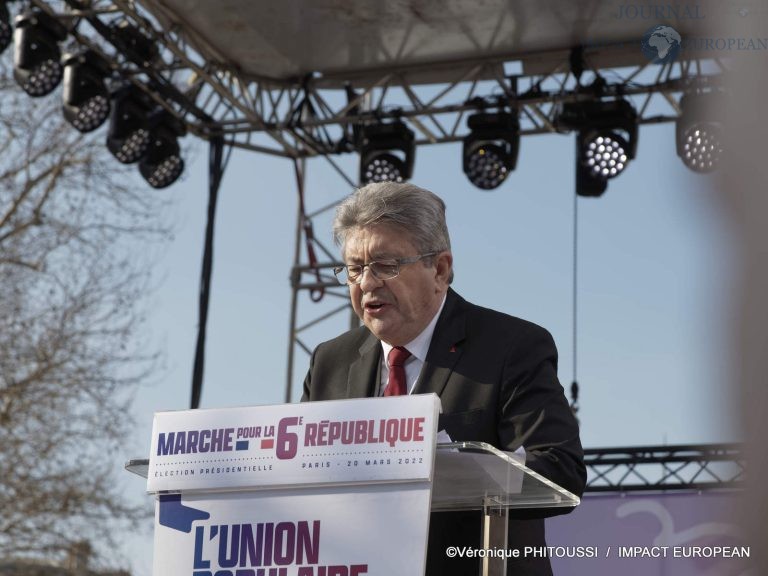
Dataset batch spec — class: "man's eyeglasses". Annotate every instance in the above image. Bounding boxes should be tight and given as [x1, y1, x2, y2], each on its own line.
[333, 253, 438, 285]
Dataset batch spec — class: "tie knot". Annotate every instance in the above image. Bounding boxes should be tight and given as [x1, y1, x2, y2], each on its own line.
[388, 346, 411, 368]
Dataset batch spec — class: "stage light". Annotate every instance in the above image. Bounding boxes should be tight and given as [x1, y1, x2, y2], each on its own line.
[581, 132, 629, 180]
[676, 92, 723, 174]
[558, 99, 638, 197]
[138, 111, 186, 189]
[106, 86, 152, 164]
[359, 121, 415, 185]
[0, 2, 12, 55]
[62, 51, 111, 133]
[108, 20, 159, 67]
[462, 112, 519, 190]
[362, 153, 407, 183]
[13, 9, 67, 97]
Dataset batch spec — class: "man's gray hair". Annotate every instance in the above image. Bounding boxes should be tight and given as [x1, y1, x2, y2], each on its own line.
[333, 182, 453, 281]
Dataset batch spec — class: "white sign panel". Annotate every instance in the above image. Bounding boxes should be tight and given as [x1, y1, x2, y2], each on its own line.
[153, 482, 432, 576]
[148, 395, 441, 493]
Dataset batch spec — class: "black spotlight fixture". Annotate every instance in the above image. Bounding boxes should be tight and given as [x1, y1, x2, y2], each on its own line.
[462, 112, 520, 190]
[359, 121, 415, 185]
[138, 110, 186, 189]
[62, 51, 111, 133]
[0, 2, 12, 55]
[558, 99, 638, 197]
[108, 20, 159, 68]
[106, 85, 152, 164]
[676, 91, 724, 174]
[13, 9, 67, 97]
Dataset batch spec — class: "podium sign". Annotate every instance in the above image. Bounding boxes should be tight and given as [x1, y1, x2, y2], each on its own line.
[154, 486, 431, 576]
[148, 395, 441, 576]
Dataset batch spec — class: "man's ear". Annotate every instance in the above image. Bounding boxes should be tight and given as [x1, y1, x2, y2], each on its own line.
[434, 251, 453, 287]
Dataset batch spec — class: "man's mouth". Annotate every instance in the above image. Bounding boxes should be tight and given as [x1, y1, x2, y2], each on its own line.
[364, 301, 388, 312]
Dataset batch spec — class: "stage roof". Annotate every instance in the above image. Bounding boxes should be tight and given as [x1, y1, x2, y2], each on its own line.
[139, 0, 730, 85]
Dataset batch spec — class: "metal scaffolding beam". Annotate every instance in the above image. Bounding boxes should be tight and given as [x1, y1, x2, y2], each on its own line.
[584, 443, 745, 492]
[30, 0, 726, 160]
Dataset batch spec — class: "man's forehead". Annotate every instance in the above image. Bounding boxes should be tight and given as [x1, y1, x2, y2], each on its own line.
[342, 223, 416, 258]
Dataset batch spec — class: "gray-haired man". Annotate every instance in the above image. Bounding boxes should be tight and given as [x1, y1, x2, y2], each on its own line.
[303, 182, 585, 575]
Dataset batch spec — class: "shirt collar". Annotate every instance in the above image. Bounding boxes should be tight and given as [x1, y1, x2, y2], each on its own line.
[381, 293, 447, 363]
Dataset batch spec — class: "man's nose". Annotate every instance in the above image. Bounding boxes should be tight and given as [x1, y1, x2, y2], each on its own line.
[359, 266, 383, 291]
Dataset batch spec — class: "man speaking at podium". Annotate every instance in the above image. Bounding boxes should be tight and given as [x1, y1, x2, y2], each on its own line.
[302, 182, 586, 575]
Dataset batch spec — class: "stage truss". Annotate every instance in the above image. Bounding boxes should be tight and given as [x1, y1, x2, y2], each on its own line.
[30, 0, 726, 159]
[584, 443, 745, 492]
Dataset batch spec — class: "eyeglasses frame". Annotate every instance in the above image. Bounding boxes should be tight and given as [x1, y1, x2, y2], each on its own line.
[333, 252, 440, 285]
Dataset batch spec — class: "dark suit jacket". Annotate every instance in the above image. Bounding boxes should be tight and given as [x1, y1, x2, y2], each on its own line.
[302, 288, 586, 575]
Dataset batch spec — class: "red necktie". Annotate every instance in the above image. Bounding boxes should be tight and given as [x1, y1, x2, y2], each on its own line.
[384, 346, 411, 396]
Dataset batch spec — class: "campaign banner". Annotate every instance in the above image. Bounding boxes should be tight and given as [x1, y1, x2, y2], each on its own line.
[547, 492, 751, 575]
[147, 394, 441, 493]
[154, 483, 433, 576]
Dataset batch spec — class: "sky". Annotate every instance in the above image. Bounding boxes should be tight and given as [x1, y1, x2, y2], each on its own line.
[118, 85, 738, 575]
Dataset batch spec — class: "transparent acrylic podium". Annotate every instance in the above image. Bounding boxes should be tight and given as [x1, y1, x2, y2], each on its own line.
[127, 440, 579, 576]
[432, 441, 580, 576]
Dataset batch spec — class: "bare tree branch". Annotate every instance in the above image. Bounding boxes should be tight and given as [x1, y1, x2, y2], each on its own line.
[0, 50, 175, 572]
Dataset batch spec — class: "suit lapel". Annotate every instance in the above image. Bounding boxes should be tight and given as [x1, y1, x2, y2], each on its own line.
[347, 332, 380, 398]
[413, 289, 466, 397]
